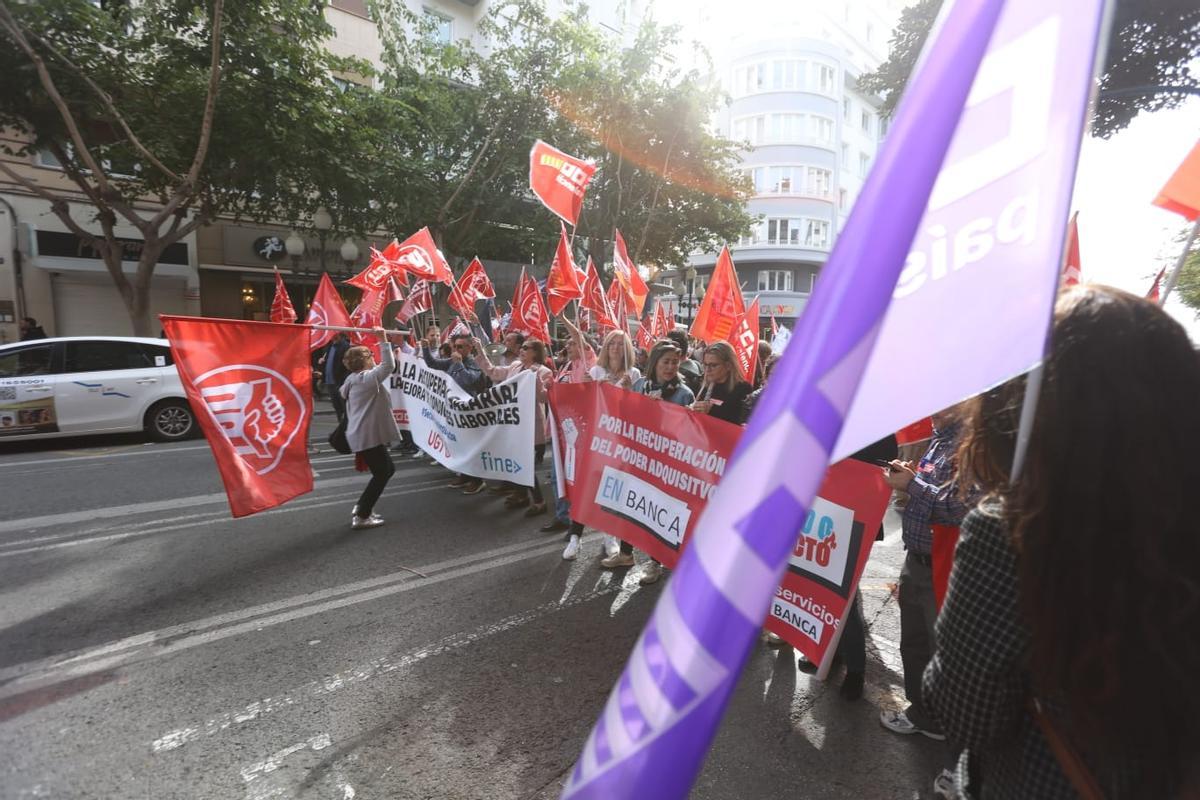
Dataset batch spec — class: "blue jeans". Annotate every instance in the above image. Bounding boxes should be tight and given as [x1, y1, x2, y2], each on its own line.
[547, 458, 570, 523]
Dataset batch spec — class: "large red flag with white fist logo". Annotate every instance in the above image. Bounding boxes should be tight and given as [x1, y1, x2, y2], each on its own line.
[161, 316, 313, 517]
[529, 140, 596, 226]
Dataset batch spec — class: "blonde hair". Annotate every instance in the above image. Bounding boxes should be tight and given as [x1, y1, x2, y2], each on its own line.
[597, 330, 635, 374]
[343, 345, 373, 372]
[703, 341, 740, 392]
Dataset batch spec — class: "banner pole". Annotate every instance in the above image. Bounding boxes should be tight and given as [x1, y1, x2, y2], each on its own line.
[310, 324, 411, 335]
[1159, 218, 1199, 307]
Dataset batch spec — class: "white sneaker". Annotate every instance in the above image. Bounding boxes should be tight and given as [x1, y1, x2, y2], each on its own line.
[562, 535, 580, 560]
[351, 513, 385, 530]
[602, 535, 620, 558]
[639, 561, 663, 585]
[933, 769, 956, 799]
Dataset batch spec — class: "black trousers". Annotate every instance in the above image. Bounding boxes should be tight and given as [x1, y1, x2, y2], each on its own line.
[837, 591, 866, 673]
[355, 444, 395, 517]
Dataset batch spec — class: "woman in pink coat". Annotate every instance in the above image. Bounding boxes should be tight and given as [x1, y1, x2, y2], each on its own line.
[474, 336, 553, 515]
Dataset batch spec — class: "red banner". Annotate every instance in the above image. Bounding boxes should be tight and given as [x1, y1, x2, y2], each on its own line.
[161, 316, 314, 517]
[511, 268, 551, 342]
[580, 257, 617, 332]
[763, 459, 890, 669]
[529, 140, 596, 226]
[551, 382, 741, 566]
[459, 257, 496, 300]
[306, 272, 352, 351]
[547, 222, 583, 315]
[396, 280, 432, 324]
[550, 383, 889, 668]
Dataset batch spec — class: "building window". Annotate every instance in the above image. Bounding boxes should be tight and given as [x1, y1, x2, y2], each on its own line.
[879, 116, 889, 138]
[814, 64, 836, 95]
[422, 8, 452, 45]
[839, 188, 848, 209]
[859, 152, 870, 177]
[840, 143, 849, 168]
[804, 219, 830, 249]
[861, 110, 871, 134]
[35, 148, 64, 169]
[807, 166, 831, 196]
[757, 270, 794, 292]
[732, 113, 834, 146]
[843, 96, 851, 121]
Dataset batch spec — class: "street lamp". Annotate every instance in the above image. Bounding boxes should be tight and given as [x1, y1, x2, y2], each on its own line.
[339, 238, 359, 275]
[284, 230, 305, 274]
[678, 266, 701, 326]
[312, 205, 333, 273]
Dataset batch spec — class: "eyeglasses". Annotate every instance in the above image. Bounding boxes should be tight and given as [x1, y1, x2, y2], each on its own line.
[702, 361, 724, 370]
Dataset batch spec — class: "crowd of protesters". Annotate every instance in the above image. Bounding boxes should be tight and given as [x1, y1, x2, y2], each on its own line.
[316, 284, 1200, 799]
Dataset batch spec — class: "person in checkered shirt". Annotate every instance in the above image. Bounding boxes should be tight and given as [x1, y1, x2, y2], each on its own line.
[923, 286, 1200, 799]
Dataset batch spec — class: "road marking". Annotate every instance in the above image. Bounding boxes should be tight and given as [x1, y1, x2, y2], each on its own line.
[0, 474, 445, 555]
[151, 570, 615, 754]
[0, 534, 603, 701]
[241, 733, 332, 784]
[0, 463, 440, 534]
[0, 442, 212, 469]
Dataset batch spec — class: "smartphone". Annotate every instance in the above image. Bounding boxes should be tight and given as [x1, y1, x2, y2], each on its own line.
[874, 459, 894, 471]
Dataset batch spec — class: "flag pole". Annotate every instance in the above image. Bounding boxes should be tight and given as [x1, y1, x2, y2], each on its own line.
[1158, 218, 1200, 307]
[310, 323, 412, 335]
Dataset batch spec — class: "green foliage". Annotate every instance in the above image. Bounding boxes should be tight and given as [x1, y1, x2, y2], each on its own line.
[1173, 228, 1200, 315]
[859, 0, 1200, 139]
[366, 0, 754, 270]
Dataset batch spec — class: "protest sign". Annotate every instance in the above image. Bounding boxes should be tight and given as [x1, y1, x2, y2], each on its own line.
[763, 459, 890, 667]
[389, 354, 536, 486]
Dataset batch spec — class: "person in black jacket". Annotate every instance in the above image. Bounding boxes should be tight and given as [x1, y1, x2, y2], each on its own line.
[19, 317, 47, 341]
[692, 341, 752, 426]
[318, 334, 351, 423]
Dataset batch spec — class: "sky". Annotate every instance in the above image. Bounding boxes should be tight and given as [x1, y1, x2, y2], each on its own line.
[1070, 97, 1199, 341]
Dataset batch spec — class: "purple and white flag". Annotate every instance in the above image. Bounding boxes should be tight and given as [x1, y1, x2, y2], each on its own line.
[560, 0, 1106, 797]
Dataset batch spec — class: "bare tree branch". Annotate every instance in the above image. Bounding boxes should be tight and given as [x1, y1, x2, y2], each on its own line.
[0, 1, 113, 196]
[24, 28, 181, 183]
[184, 0, 224, 189]
[0, 160, 94, 240]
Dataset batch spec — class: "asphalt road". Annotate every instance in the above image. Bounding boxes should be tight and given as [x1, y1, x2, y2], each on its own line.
[0, 409, 946, 799]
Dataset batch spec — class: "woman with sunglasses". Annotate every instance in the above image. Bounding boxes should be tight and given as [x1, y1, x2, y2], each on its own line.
[474, 336, 553, 516]
[588, 329, 641, 388]
[692, 341, 752, 426]
[595, 339, 698, 581]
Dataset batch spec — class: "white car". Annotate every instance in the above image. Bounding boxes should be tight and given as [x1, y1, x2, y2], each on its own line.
[0, 336, 197, 443]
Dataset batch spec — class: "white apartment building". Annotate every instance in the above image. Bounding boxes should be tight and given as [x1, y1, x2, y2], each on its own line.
[666, 0, 903, 331]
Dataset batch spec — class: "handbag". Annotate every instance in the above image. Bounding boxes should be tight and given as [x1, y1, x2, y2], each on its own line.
[328, 416, 351, 454]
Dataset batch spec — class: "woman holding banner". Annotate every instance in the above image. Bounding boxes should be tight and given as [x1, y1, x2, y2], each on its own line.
[588, 330, 640, 388]
[475, 337, 553, 516]
[599, 340, 699, 582]
[693, 341, 752, 426]
[340, 328, 398, 530]
[545, 319, 597, 538]
[923, 287, 1200, 799]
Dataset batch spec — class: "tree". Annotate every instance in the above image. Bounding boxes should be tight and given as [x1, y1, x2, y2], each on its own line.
[1170, 226, 1200, 314]
[0, 0, 377, 335]
[859, 0, 1200, 139]
[366, 0, 754, 271]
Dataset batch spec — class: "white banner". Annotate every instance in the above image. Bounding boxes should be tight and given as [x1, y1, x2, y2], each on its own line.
[388, 354, 536, 486]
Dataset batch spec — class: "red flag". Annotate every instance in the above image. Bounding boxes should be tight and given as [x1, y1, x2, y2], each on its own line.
[728, 297, 760, 383]
[529, 140, 596, 226]
[396, 280, 432, 325]
[612, 229, 649, 315]
[606, 278, 629, 334]
[580, 257, 617, 332]
[458, 257, 496, 301]
[690, 246, 746, 343]
[635, 317, 655, 350]
[351, 234, 459, 291]
[1061, 211, 1081, 287]
[162, 316, 313, 517]
[770, 313, 779, 338]
[270, 269, 297, 324]
[306, 272, 352, 351]
[1146, 267, 1167, 302]
[441, 317, 472, 342]
[1153, 139, 1200, 221]
[511, 268, 551, 342]
[447, 274, 477, 321]
[384, 277, 406, 322]
[652, 301, 672, 339]
[546, 222, 583, 315]
[349, 287, 386, 357]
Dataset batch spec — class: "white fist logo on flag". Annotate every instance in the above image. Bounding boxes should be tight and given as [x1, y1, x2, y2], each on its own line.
[396, 244, 434, 276]
[195, 365, 307, 475]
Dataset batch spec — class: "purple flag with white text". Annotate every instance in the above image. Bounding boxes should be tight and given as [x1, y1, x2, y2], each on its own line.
[559, 0, 1106, 797]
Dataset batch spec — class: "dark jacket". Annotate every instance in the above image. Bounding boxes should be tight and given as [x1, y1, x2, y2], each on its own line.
[20, 325, 47, 341]
[705, 381, 752, 426]
[421, 345, 488, 394]
[323, 339, 350, 386]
